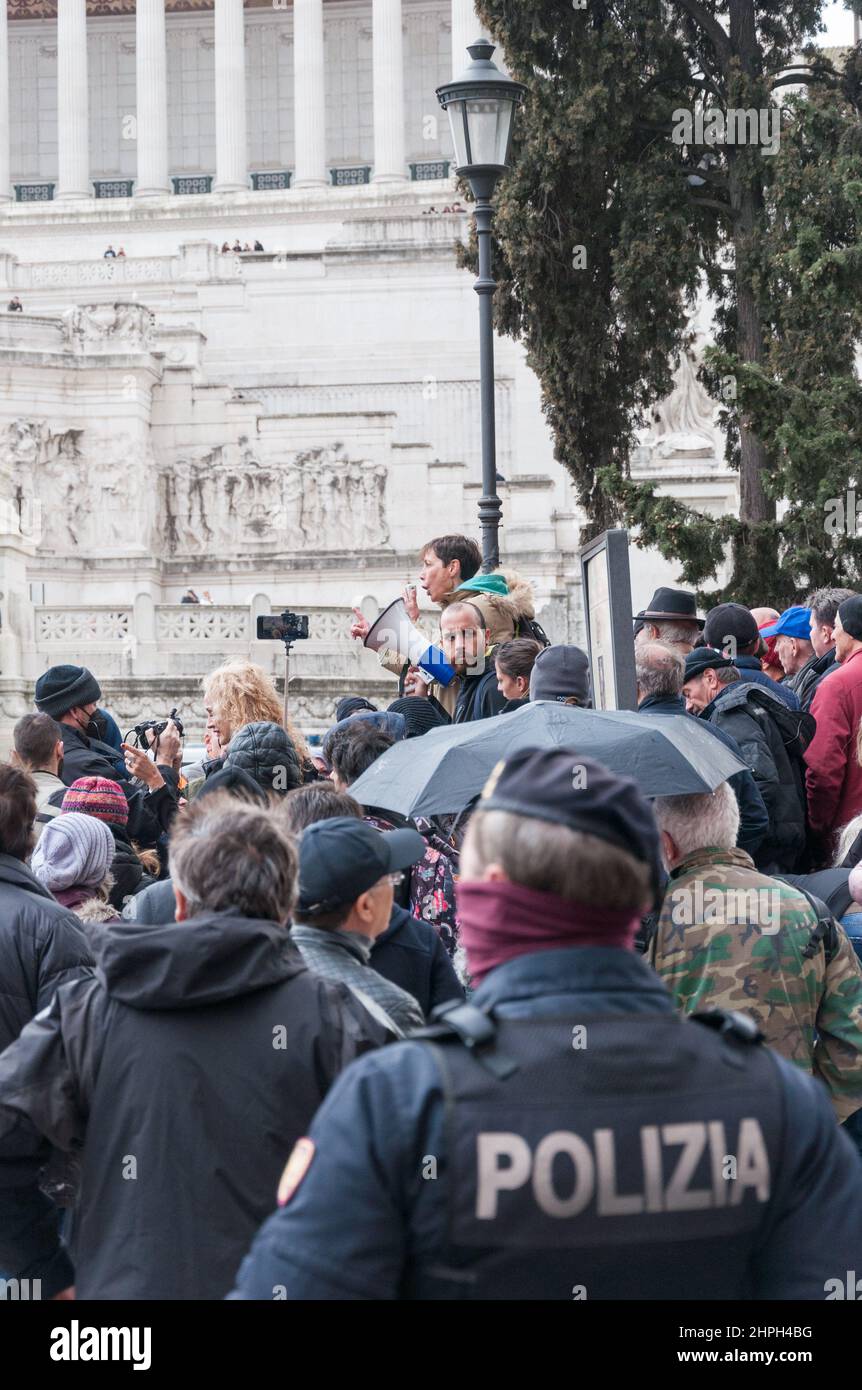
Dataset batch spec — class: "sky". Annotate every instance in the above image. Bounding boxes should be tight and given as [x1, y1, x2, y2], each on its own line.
[816, 1, 858, 44]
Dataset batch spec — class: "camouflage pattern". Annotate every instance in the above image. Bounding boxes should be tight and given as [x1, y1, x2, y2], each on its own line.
[651, 845, 862, 1123]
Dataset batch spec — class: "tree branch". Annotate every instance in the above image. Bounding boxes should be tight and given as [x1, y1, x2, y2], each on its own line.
[770, 70, 840, 89]
[675, 0, 732, 66]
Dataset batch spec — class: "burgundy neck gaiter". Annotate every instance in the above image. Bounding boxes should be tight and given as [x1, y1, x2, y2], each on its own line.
[457, 879, 641, 987]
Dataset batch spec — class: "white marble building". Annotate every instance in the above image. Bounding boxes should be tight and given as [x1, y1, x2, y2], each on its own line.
[0, 0, 736, 742]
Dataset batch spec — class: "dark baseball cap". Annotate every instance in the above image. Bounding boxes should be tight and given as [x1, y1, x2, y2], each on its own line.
[478, 747, 663, 904]
[683, 647, 735, 682]
[703, 602, 759, 652]
[296, 816, 426, 913]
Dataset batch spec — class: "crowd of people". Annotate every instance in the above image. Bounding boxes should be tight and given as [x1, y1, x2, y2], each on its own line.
[0, 531, 861, 1300]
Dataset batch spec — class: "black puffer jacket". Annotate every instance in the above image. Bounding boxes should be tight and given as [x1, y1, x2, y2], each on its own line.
[700, 682, 809, 873]
[224, 721, 302, 794]
[0, 854, 93, 1055]
[58, 725, 178, 848]
[0, 911, 386, 1299]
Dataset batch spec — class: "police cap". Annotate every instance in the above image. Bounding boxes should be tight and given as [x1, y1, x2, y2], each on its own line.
[479, 747, 663, 902]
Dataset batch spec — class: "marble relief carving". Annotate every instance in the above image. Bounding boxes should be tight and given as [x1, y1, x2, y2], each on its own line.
[63, 303, 156, 353]
[162, 440, 390, 557]
[0, 419, 156, 553]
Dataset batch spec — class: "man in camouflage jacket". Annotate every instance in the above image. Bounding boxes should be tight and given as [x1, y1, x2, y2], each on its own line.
[651, 784, 862, 1128]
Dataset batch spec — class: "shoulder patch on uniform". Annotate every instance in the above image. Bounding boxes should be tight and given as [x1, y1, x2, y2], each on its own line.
[277, 1137, 315, 1206]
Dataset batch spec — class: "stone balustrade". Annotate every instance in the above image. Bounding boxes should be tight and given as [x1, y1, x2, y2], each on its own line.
[0, 245, 240, 292]
[0, 312, 67, 351]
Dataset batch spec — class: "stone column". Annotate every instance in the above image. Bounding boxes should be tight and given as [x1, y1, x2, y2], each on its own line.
[0, 0, 10, 202]
[372, 0, 406, 185]
[450, 0, 478, 78]
[135, 0, 170, 197]
[293, 0, 327, 187]
[57, 0, 90, 200]
[213, 0, 248, 194]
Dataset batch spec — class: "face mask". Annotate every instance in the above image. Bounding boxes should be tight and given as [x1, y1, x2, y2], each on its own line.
[88, 710, 108, 742]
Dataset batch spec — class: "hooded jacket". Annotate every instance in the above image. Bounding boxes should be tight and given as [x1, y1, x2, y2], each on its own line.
[0, 853, 93, 1056]
[443, 571, 537, 648]
[0, 912, 385, 1299]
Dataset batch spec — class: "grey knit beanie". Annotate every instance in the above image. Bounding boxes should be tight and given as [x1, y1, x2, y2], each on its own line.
[31, 812, 115, 892]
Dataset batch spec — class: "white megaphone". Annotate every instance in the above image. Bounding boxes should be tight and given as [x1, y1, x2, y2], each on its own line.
[363, 597, 457, 687]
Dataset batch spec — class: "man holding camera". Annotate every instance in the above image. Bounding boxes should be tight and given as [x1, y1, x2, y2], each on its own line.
[34, 664, 181, 850]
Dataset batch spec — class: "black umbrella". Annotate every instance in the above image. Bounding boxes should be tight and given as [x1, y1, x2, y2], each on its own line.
[349, 700, 746, 820]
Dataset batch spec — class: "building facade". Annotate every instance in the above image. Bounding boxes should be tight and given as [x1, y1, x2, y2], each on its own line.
[0, 0, 736, 743]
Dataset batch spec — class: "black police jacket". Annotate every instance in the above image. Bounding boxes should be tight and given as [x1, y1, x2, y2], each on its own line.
[230, 946, 862, 1300]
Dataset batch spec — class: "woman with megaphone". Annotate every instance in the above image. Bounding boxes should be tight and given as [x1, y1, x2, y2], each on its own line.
[350, 533, 540, 718]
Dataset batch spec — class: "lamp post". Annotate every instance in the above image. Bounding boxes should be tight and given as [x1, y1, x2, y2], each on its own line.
[436, 41, 526, 574]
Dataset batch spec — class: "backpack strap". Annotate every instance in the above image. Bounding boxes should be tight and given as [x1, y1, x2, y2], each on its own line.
[792, 886, 841, 964]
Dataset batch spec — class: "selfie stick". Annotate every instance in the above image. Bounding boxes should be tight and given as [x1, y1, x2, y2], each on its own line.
[282, 637, 294, 724]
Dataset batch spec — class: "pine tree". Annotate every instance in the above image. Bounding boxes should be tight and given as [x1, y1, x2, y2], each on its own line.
[468, 0, 862, 605]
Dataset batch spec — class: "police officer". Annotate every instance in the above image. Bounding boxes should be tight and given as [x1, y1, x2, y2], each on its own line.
[230, 749, 862, 1300]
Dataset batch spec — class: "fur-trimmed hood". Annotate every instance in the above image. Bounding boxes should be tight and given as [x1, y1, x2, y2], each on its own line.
[443, 569, 536, 645]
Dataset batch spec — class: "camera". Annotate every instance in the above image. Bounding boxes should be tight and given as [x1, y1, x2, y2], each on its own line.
[128, 707, 185, 749]
[257, 612, 310, 643]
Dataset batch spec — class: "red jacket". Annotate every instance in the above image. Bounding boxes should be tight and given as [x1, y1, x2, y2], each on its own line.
[805, 646, 862, 842]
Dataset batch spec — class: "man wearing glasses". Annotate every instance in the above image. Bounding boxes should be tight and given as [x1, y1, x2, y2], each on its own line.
[290, 818, 427, 1037]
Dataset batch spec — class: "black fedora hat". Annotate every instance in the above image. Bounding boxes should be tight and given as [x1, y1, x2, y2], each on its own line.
[637, 587, 705, 628]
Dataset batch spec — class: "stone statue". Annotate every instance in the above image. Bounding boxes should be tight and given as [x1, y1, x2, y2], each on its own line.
[641, 338, 721, 459]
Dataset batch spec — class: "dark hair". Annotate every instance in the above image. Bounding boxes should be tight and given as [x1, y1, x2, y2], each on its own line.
[494, 638, 542, 681]
[280, 784, 363, 835]
[13, 712, 62, 770]
[806, 587, 857, 630]
[420, 534, 481, 582]
[326, 722, 395, 788]
[0, 763, 37, 861]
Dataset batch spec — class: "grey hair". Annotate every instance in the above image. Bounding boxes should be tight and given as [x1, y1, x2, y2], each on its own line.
[461, 809, 654, 912]
[806, 587, 857, 630]
[638, 619, 702, 649]
[169, 792, 298, 923]
[635, 642, 685, 698]
[652, 782, 739, 859]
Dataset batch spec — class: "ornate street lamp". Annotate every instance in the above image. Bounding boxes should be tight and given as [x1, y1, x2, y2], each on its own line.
[437, 40, 526, 573]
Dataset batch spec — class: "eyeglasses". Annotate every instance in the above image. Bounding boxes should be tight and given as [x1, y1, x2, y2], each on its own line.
[386, 872, 405, 887]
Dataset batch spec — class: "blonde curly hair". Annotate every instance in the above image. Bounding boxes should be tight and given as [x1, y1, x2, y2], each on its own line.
[202, 659, 310, 766]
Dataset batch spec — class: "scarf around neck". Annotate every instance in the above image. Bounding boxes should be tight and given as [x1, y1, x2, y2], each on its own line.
[457, 879, 641, 986]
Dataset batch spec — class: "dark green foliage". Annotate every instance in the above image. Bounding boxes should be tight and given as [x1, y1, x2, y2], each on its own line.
[467, 0, 862, 605]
